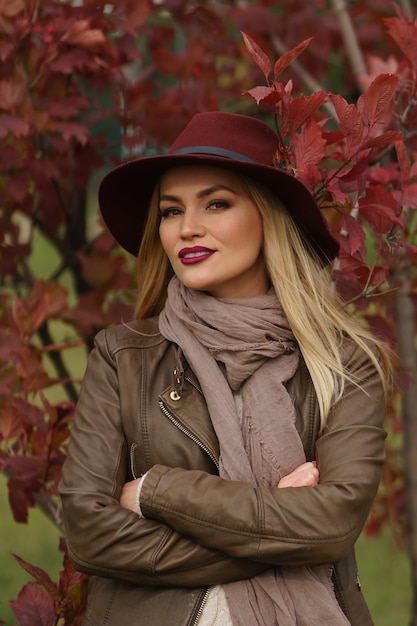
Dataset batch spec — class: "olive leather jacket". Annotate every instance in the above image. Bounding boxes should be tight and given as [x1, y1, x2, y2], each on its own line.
[60, 318, 386, 626]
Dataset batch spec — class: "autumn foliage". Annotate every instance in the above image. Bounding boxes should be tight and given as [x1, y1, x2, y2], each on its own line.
[1, 1, 417, 623]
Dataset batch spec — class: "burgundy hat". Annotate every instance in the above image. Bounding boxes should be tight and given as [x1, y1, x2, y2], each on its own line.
[98, 111, 339, 264]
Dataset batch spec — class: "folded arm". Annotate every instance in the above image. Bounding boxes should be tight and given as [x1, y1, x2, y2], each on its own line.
[59, 330, 268, 587]
[138, 344, 386, 567]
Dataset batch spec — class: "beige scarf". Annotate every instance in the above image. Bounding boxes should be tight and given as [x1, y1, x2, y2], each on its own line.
[159, 276, 350, 626]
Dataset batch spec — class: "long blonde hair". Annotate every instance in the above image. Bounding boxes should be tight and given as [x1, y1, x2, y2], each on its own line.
[134, 172, 390, 425]
[242, 179, 390, 423]
[134, 182, 174, 319]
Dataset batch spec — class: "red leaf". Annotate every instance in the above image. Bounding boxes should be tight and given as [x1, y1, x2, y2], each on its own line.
[7, 173, 29, 204]
[398, 183, 417, 209]
[50, 419, 72, 451]
[357, 265, 388, 288]
[0, 41, 14, 62]
[64, 20, 107, 51]
[11, 281, 68, 337]
[16, 347, 49, 393]
[358, 186, 403, 234]
[6, 456, 41, 483]
[153, 47, 184, 76]
[47, 95, 90, 120]
[0, 0, 24, 17]
[52, 121, 90, 146]
[78, 250, 126, 289]
[31, 281, 68, 319]
[330, 94, 363, 148]
[125, 0, 151, 29]
[361, 130, 403, 151]
[13, 554, 58, 596]
[401, 241, 417, 255]
[322, 177, 350, 205]
[12, 296, 48, 336]
[334, 258, 387, 288]
[384, 12, 417, 69]
[68, 291, 106, 335]
[395, 140, 411, 178]
[7, 478, 38, 524]
[243, 85, 278, 105]
[340, 213, 366, 256]
[292, 119, 326, 171]
[49, 49, 93, 74]
[338, 157, 370, 184]
[364, 314, 396, 346]
[297, 163, 322, 195]
[336, 247, 365, 276]
[0, 401, 25, 440]
[0, 114, 30, 138]
[12, 397, 45, 429]
[58, 553, 88, 598]
[241, 31, 271, 80]
[273, 38, 312, 81]
[0, 77, 26, 110]
[9, 583, 56, 626]
[357, 74, 398, 128]
[285, 92, 327, 135]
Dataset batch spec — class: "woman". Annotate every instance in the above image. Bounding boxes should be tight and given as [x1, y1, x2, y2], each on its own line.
[60, 111, 390, 626]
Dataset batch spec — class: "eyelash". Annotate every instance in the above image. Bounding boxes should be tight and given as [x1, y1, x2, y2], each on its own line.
[208, 199, 231, 210]
[160, 208, 180, 219]
[160, 199, 231, 218]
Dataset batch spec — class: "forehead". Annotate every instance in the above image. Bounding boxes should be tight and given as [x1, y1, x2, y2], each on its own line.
[159, 164, 246, 193]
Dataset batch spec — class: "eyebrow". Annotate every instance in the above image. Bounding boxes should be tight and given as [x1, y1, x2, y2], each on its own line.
[159, 184, 236, 203]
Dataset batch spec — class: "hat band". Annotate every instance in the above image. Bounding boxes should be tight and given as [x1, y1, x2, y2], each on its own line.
[170, 145, 257, 162]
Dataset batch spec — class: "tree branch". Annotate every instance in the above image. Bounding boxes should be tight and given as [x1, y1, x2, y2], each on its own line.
[37, 322, 81, 404]
[399, 0, 415, 19]
[394, 263, 417, 625]
[330, 0, 367, 91]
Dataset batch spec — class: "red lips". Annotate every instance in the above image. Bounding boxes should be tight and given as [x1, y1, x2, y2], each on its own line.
[179, 246, 215, 264]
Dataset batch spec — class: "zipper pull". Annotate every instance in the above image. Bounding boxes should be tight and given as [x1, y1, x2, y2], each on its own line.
[171, 347, 184, 400]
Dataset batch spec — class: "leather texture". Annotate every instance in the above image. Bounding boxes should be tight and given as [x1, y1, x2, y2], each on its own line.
[60, 317, 385, 625]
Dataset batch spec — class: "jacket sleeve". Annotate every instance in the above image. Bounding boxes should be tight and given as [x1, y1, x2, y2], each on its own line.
[139, 342, 387, 567]
[59, 331, 268, 587]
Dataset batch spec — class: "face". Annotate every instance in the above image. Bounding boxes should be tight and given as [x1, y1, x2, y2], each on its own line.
[158, 165, 269, 298]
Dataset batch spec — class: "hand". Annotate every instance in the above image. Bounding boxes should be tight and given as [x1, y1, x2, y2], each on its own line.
[277, 461, 319, 489]
[120, 478, 141, 513]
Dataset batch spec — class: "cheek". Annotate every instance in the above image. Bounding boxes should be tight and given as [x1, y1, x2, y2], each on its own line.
[235, 216, 263, 254]
[159, 225, 174, 256]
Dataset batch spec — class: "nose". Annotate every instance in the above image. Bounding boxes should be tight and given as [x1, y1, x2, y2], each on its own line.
[179, 207, 205, 239]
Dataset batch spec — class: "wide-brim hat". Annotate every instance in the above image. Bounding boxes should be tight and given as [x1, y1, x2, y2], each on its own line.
[98, 111, 339, 264]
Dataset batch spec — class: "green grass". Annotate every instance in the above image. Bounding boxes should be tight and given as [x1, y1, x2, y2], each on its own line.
[356, 529, 412, 625]
[0, 475, 62, 626]
[0, 469, 412, 625]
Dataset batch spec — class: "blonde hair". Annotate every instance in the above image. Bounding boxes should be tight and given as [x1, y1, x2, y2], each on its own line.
[241, 179, 390, 424]
[134, 183, 174, 319]
[134, 172, 390, 426]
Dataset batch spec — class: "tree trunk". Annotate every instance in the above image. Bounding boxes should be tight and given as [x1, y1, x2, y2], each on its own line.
[394, 266, 417, 626]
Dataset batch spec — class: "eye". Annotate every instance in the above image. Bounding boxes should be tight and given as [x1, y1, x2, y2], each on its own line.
[160, 207, 182, 219]
[207, 199, 231, 210]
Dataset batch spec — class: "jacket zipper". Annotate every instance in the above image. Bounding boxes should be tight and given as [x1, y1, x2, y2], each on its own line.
[158, 400, 219, 470]
[159, 389, 215, 625]
[331, 566, 351, 622]
[184, 375, 203, 395]
[130, 443, 138, 479]
[191, 587, 211, 625]
[306, 380, 316, 461]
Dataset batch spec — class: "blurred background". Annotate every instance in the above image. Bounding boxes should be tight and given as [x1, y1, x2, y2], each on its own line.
[0, 1, 416, 624]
